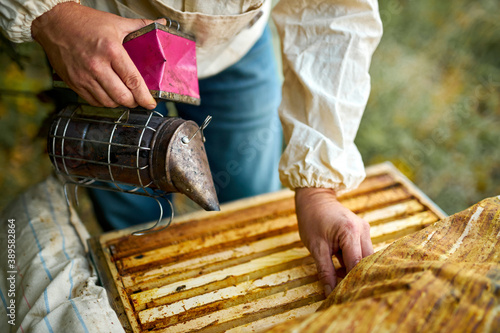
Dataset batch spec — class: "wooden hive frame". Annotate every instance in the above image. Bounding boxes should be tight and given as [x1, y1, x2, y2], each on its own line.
[88, 162, 447, 332]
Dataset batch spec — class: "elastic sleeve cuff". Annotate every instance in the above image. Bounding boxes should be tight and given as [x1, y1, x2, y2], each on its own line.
[278, 134, 366, 195]
[1, 0, 79, 43]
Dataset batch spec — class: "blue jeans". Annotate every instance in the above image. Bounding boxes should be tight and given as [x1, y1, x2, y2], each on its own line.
[89, 26, 283, 230]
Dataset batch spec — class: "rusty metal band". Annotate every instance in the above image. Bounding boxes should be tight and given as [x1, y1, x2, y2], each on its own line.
[123, 22, 195, 42]
[48, 153, 150, 171]
[48, 135, 152, 151]
[135, 110, 155, 189]
[53, 80, 200, 105]
[62, 178, 163, 197]
[150, 90, 201, 105]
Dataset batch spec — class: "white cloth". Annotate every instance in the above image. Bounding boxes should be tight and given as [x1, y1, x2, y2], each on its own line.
[0, 0, 79, 42]
[0, 0, 382, 194]
[273, 0, 382, 193]
[0, 176, 125, 333]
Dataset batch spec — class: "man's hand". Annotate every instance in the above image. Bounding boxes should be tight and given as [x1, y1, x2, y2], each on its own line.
[295, 187, 373, 296]
[31, 2, 159, 109]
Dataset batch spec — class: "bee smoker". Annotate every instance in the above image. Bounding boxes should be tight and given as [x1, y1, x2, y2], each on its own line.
[48, 21, 219, 235]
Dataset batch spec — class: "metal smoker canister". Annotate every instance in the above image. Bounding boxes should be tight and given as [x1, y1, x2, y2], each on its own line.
[47, 104, 220, 217]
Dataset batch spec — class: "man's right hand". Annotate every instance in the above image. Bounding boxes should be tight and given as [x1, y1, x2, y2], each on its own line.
[31, 2, 160, 109]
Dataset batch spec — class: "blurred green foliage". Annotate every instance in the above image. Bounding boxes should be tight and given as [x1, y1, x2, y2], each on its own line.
[357, 0, 500, 214]
[0, 0, 499, 215]
[0, 35, 54, 210]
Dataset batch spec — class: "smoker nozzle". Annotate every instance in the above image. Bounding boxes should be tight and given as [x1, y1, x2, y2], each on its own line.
[154, 119, 220, 212]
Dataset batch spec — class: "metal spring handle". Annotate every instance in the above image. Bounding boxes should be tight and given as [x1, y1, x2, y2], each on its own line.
[181, 115, 212, 144]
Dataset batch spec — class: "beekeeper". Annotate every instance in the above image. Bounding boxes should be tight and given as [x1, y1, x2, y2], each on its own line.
[0, 0, 383, 296]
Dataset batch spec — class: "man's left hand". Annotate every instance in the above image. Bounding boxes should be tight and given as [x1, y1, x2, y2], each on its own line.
[295, 187, 373, 296]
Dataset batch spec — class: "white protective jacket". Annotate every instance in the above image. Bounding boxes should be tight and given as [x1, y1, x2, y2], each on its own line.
[0, 0, 383, 194]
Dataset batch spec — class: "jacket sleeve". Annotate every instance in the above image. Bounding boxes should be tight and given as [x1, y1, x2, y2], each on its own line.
[0, 0, 79, 43]
[272, 0, 383, 194]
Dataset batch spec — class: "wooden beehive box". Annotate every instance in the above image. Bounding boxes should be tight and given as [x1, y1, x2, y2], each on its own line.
[88, 162, 447, 332]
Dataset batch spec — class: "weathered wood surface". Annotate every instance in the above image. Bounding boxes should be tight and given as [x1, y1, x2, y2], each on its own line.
[89, 162, 446, 332]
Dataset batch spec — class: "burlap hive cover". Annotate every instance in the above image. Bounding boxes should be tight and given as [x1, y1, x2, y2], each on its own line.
[269, 196, 500, 333]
